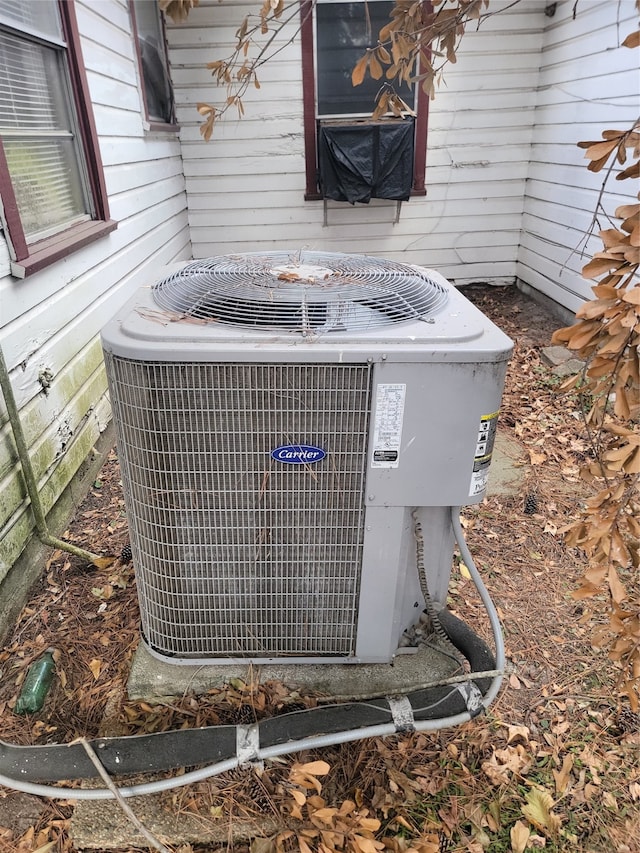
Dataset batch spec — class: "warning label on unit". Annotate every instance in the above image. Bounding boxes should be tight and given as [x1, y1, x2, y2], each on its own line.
[371, 383, 406, 469]
[469, 411, 499, 496]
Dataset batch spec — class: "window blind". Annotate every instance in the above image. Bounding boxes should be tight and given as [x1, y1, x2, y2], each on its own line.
[0, 25, 88, 242]
[0, 0, 62, 42]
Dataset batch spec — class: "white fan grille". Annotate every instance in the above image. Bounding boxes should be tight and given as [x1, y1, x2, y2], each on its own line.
[105, 355, 372, 659]
[152, 251, 449, 334]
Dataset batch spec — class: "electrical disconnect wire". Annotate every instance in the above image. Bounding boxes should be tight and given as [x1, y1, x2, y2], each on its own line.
[0, 506, 503, 800]
[450, 505, 506, 702]
[412, 509, 460, 652]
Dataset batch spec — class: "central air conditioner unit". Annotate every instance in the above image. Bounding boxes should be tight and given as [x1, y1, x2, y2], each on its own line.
[101, 251, 512, 665]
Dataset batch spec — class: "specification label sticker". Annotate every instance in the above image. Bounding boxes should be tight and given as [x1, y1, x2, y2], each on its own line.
[469, 410, 499, 496]
[371, 383, 406, 469]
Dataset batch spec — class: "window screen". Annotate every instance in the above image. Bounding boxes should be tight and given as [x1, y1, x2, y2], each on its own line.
[316, 1, 415, 117]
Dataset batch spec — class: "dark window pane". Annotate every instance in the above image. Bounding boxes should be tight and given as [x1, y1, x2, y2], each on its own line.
[316, 2, 415, 117]
[133, 0, 174, 124]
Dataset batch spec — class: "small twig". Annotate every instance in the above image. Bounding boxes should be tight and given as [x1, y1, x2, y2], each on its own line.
[78, 738, 171, 853]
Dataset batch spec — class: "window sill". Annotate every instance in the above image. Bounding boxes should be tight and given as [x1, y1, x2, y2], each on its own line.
[306, 188, 426, 202]
[143, 120, 180, 134]
[10, 218, 118, 279]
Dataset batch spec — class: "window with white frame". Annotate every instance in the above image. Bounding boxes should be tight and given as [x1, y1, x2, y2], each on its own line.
[0, 0, 114, 278]
[130, 0, 175, 127]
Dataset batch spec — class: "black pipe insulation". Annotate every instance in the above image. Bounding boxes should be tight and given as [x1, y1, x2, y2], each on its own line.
[436, 609, 496, 695]
[0, 610, 495, 785]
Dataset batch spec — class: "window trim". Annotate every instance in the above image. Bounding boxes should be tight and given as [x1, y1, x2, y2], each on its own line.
[0, 0, 116, 279]
[300, 0, 428, 201]
[129, 0, 179, 133]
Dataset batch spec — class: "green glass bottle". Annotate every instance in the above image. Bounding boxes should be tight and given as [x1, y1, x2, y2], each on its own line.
[15, 648, 56, 714]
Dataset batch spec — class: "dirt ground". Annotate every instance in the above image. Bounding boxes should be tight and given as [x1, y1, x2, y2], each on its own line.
[0, 284, 638, 853]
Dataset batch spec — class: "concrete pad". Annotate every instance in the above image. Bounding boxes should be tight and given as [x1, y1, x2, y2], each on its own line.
[551, 358, 585, 378]
[127, 641, 461, 701]
[487, 431, 527, 497]
[540, 345, 573, 367]
[541, 345, 584, 378]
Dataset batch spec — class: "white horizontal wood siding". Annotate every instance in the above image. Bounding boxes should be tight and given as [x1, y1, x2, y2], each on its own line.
[516, 0, 639, 313]
[169, 0, 546, 283]
[0, 0, 191, 583]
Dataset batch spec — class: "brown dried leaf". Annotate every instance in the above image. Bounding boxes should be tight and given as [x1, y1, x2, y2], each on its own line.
[92, 556, 116, 570]
[622, 29, 640, 48]
[616, 203, 640, 220]
[601, 227, 628, 247]
[376, 44, 391, 64]
[352, 835, 384, 853]
[582, 256, 623, 278]
[563, 321, 601, 350]
[506, 725, 530, 745]
[235, 16, 249, 41]
[88, 658, 102, 680]
[510, 821, 530, 853]
[352, 54, 369, 87]
[552, 753, 574, 795]
[599, 330, 632, 354]
[622, 286, 640, 304]
[582, 138, 620, 162]
[617, 160, 640, 180]
[482, 745, 531, 785]
[625, 446, 640, 474]
[372, 92, 389, 121]
[160, 0, 199, 23]
[297, 760, 330, 776]
[609, 566, 628, 604]
[369, 53, 383, 80]
[297, 836, 314, 853]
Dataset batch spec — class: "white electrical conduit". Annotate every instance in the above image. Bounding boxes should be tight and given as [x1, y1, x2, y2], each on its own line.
[0, 506, 504, 800]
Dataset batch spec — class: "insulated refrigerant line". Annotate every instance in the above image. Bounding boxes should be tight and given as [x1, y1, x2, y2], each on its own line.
[0, 507, 504, 801]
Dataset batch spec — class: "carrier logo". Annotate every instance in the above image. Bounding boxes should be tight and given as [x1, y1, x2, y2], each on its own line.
[271, 444, 326, 464]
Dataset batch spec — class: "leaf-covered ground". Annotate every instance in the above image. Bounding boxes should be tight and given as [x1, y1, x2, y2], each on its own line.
[0, 285, 638, 853]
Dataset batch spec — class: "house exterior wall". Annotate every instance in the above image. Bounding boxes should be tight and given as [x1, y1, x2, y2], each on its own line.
[0, 0, 191, 591]
[169, 0, 546, 285]
[517, 0, 639, 314]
